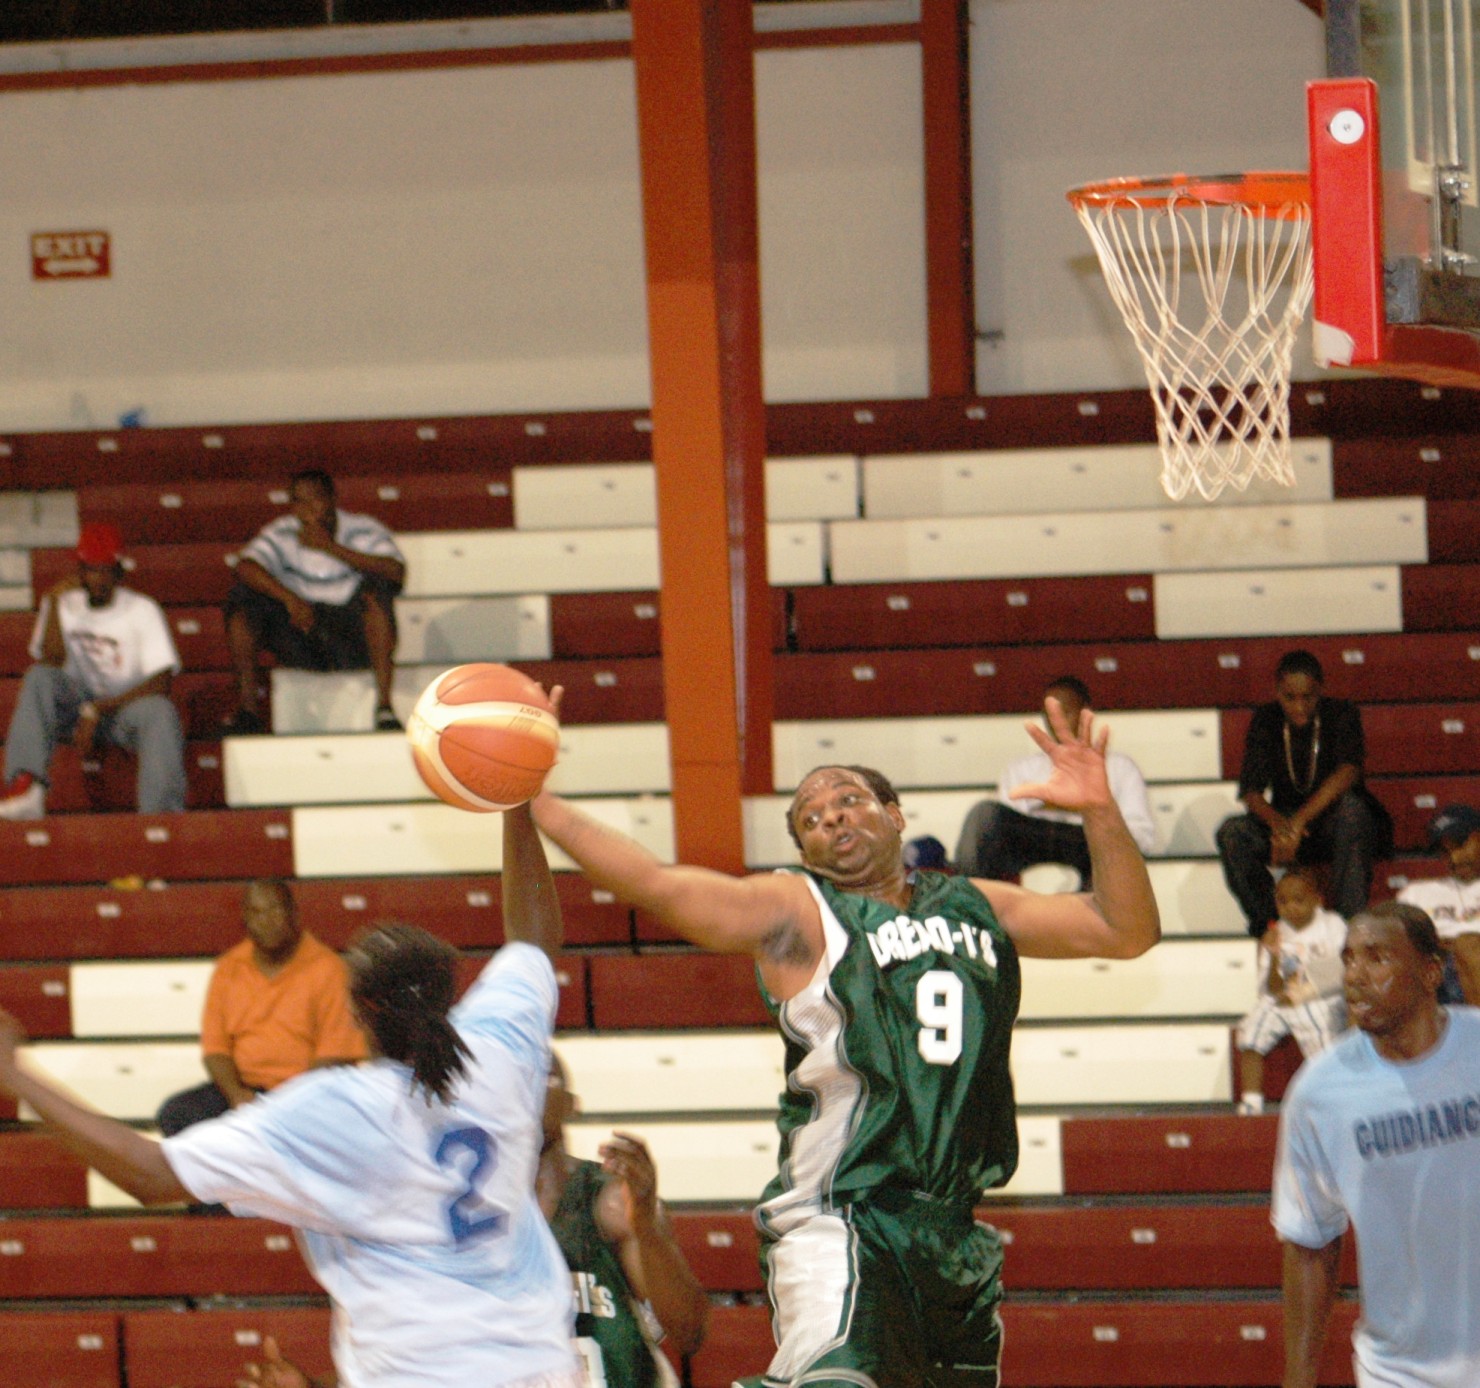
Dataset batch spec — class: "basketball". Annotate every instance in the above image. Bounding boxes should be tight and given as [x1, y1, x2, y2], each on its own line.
[406, 663, 560, 812]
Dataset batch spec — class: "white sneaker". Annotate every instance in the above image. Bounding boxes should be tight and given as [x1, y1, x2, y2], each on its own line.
[0, 777, 45, 820]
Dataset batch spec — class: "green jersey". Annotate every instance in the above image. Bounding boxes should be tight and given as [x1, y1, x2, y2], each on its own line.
[757, 869, 1021, 1233]
[550, 1158, 678, 1388]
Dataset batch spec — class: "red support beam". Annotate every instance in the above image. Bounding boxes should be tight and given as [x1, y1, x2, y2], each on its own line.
[631, 0, 773, 871]
[921, 0, 976, 397]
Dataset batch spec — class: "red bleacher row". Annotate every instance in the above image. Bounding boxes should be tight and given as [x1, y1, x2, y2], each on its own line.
[0, 1298, 1367, 1388]
[0, 1115, 1362, 1387]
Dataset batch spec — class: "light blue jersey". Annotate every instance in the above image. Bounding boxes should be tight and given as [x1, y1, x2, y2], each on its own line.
[164, 942, 579, 1388]
[1273, 1006, 1480, 1387]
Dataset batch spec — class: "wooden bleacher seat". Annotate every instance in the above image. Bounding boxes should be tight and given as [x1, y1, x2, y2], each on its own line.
[828, 497, 1424, 586]
[0, 1311, 120, 1388]
[790, 574, 1156, 651]
[564, 1118, 778, 1204]
[554, 1032, 783, 1116]
[0, 1215, 317, 1299]
[1155, 563, 1403, 639]
[21, 1040, 201, 1119]
[1226, 699, 1480, 777]
[291, 797, 673, 879]
[1425, 498, 1480, 561]
[687, 1299, 1362, 1387]
[0, 809, 291, 888]
[776, 629, 1480, 717]
[1402, 560, 1475, 630]
[1059, 1112, 1279, 1195]
[860, 438, 1333, 517]
[122, 1306, 334, 1388]
[770, 709, 1222, 792]
[513, 458, 861, 530]
[1367, 773, 1480, 850]
[0, 1131, 89, 1208]
[1012, 1022, 1233, 1107]
[78, 470, 515, 545]
[587, 953, 772, 1029]
[1332, 431, 1480, 498]
[31, 541, 240, 606]
[0, 963, 71, 1038]
[1017, 938, 1256, 1021]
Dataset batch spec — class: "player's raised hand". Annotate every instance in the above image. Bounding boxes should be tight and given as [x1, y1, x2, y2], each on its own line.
[1012, 695, 1113, 815]
[599, 1130, 661, 1231]
[236, 1336, 315, 1388]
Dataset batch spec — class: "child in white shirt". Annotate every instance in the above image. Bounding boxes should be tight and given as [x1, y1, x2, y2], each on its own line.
[1234, 867, 1347, 1114]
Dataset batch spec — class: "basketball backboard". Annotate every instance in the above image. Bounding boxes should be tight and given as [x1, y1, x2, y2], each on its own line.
[1311, 0, 1480, 385]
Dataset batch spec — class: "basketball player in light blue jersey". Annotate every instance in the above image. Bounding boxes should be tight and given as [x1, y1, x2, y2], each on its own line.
[532, 696, 1160, 1388]
[1275, 900, 1480, 1388]
[0, 801, 580, 1388]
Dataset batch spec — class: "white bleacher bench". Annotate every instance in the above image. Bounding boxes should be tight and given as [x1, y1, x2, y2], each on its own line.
[228, 723, 672, 807]
[1155, 564, 1404, 639]
[394, 522, 824, 597]
[827, 497, 1425, 585]
[1011, 1021, 1234, 1106]
[770, 709, 1222, 792]
[512, 457, 860, 530]
[21, 1042, 202, 1122]
[1017, 939, 1257, 1021]
[394, 595, 552, 664]
[290, 796, 675, 878]
[555, 1031, 785, 1115]
[861, 439, 1333, 518]
[0, 491, 78, 548]
[69, 961, 212, 1038]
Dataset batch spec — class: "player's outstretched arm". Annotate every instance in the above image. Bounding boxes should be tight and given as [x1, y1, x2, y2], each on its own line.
[502, 801, 563, 961]
[596, 1131, 709, 1357]
[1280, 1236, 1342, 1388]
[531, 791, 812, 963]
[978, 697, 1160, 960]
[0, 1008, 188, 1206]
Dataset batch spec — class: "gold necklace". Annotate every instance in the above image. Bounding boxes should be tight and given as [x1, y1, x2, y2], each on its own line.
[1283, 714, 1320, 794]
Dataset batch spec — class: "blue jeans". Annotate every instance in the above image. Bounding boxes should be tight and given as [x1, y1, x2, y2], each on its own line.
[4, 664, 186, 813]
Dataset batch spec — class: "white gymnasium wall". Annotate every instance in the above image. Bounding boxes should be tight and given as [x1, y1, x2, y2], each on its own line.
[970, 0, 1326, 395]
[0, 41, 924, 431]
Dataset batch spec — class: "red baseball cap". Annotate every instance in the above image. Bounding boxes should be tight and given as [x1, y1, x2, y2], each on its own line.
[75, 522, 124, 567]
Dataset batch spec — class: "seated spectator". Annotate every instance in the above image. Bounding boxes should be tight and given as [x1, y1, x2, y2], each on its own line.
[954, 676, 1156, 887]
[1234, 867, 1347, 1115]
[1216, 649, 1392, 937]
[1397, 804, 1480, 1005]
[156, 879, 366, 1136]
[222, 468, 406, 735]
[0, 522, 185, 820]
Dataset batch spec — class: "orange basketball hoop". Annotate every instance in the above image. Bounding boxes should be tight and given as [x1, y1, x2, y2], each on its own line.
[1068, 172, 1314, 502]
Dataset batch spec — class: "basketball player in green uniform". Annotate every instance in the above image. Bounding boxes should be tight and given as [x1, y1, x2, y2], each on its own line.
[531, 698, 1160, 1388]
[539, 1060, 709, 1386]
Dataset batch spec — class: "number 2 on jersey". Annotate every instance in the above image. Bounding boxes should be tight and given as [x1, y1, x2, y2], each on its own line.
[434, 1126, 507, 1243]
[915, 969, 964, 1065]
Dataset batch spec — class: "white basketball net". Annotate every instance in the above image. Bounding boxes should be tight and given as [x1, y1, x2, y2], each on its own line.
[1071, 177, 1314, 501]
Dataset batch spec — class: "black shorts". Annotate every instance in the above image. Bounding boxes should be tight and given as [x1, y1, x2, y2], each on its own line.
[224, 576, 399, 672]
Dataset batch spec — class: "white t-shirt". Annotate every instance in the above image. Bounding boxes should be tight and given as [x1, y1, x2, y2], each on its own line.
[163, 943, 578, 1388]
[1272, 1007, 1480, 1387]
[1398, 876, 1480, 941]
[28, 586, 180, 701]
[239, 508, 404, 607]
[999, 748, 1158, 853]
[1259, 908, 1348, 1004]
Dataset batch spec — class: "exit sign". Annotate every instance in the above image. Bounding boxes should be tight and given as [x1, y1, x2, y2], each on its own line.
[31, 231, 110, 280]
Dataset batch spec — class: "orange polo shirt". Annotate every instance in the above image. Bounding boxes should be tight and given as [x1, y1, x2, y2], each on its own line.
[199, 931, 367, 1090]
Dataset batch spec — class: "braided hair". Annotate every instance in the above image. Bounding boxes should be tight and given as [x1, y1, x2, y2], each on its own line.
[346, 923, 471, 1104]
